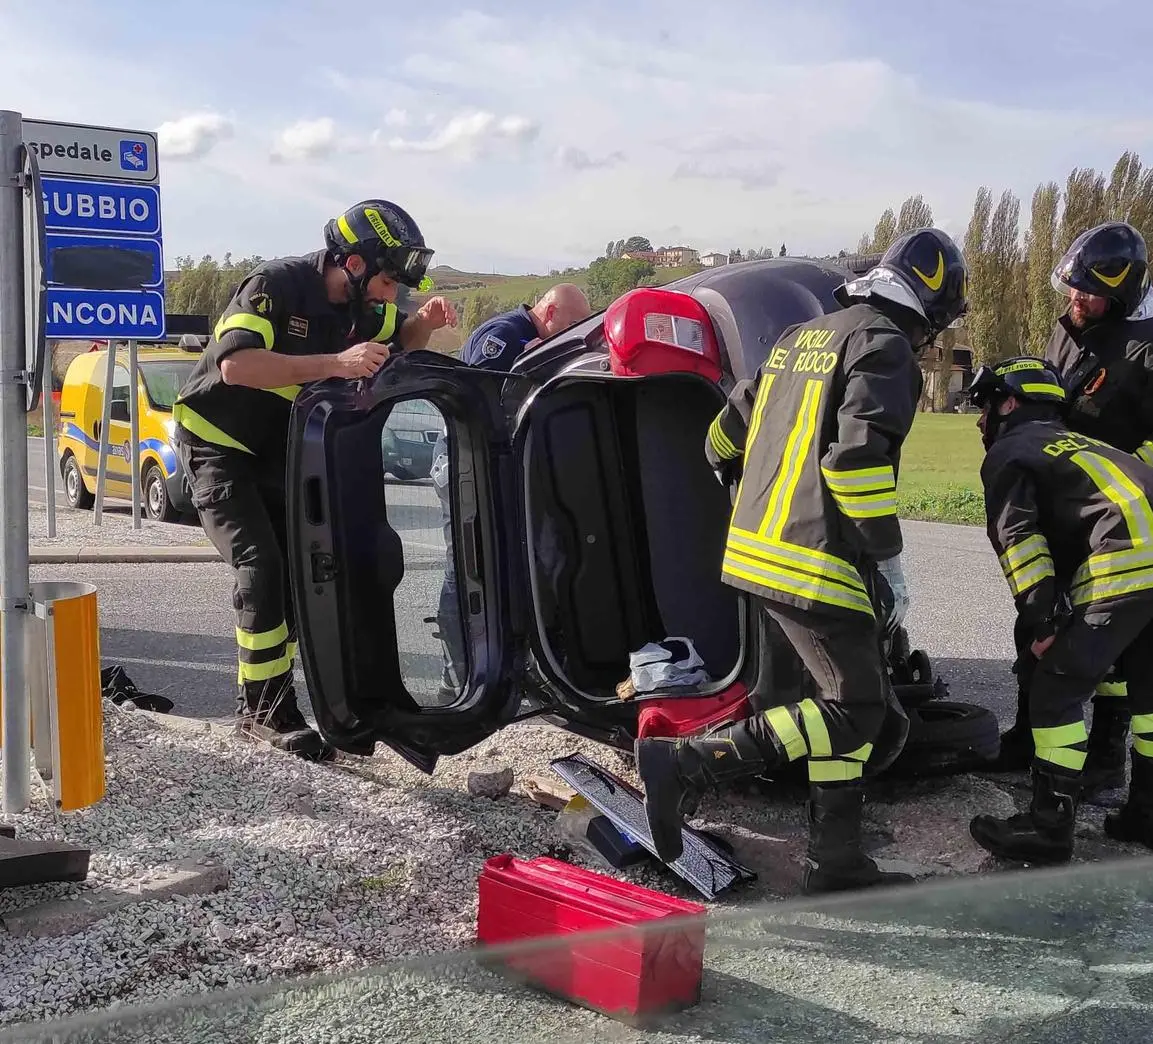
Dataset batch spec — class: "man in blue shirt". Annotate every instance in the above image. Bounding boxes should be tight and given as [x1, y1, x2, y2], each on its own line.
[461, 283, 591, 368]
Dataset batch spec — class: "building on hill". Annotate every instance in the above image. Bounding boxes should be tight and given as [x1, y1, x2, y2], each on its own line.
[919, 344, 975, 412]
[700, 252, 728, 268]
[656, 246, 700, 267]
[621, 250, 658, 263]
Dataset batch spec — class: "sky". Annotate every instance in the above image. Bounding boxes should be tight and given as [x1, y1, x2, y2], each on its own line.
[3, 0, 1152, 275]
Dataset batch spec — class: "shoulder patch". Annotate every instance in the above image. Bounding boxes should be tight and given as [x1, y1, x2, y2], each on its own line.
[287, 316, 309, 338]
[480, 334, 506, 359]
[249, 291, 273, 316]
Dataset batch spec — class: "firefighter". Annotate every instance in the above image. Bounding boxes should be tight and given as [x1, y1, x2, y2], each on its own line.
[172, 199, 458, 760]
[994, 222, 1153, 797]
[967, 356, 1153, 862]
[634, 228, 970, 894]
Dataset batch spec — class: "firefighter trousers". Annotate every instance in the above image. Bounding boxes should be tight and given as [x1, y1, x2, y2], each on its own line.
[177, 439, 298, 717]
[1028, 595, 1153, 773]
[746, 598, 903, 783]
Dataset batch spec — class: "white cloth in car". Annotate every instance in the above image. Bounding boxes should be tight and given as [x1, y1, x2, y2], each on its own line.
[629, 637, 712, 694]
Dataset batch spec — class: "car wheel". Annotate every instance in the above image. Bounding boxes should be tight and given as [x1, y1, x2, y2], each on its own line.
[882, 701, 1001, 779]
[144, 463, 180, 522]
[62, 453, 94, 509]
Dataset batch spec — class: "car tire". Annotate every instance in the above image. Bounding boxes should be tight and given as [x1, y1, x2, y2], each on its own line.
[62, 452, 94, 509]
[143, 463, 180, 522]
[882, 700, 1001, 779]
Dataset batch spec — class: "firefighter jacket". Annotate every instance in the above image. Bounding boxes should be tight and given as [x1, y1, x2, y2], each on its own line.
[982, 415, 1153, 639]
[173, 250, 405, 469]
[1044, 312, 1153, 461]
[705, 301, 922, 620]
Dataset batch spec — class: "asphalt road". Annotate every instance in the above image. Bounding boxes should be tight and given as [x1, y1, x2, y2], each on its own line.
[28, 504, 1022, 729]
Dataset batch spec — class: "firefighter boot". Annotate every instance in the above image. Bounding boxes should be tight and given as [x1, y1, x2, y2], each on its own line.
[1081, 694, 1130, 798]
[235, 679, 334, 762]
[988, 684, 1033, 771]
[635, 721, 780, 863]
[969, 761, 1080, 864]
[1104, 752, 1153, 850]
[801, 783, 916, 895]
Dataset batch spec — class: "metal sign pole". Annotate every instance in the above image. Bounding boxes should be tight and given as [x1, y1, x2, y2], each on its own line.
[128, 339, 140, 528]
[41, 341, 55, 537]
[92, 340, 115, 526]
[0, 110, 32, 813]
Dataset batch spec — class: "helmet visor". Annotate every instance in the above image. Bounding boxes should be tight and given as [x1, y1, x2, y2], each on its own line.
[379, 245, 436, 289]
[967, 365, 1001, 408]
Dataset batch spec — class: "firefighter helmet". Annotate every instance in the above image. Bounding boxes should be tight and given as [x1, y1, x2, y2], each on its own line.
[969, 356, 1067, 410]
[323, 199, 436, 292]
[836, 227, 970, 341]
[1051, 221, 1150, 317]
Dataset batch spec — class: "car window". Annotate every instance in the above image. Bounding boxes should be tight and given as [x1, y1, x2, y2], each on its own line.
[111, 364, 131, 403]
[139, 360, 197, 410]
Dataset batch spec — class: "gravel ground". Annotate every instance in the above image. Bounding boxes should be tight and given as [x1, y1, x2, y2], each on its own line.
[27, 508, 211, 548]
[4, 698, 1153, 1040]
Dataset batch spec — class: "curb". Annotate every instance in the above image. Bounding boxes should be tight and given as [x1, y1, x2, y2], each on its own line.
[30, 546, 222, 564]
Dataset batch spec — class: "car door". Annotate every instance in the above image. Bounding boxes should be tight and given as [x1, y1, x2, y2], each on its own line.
[93, 361, 134, 499]
[286, 349, 527, 772]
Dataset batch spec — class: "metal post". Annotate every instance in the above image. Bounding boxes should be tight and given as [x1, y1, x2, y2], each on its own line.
[128, 339, 140, 528]
[92, 338, 116, 526]
[41, 340, 55, 537]
[0, 110, 32, 813]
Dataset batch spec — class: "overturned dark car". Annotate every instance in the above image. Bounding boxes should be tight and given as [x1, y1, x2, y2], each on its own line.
[285, 255, 1000, 784]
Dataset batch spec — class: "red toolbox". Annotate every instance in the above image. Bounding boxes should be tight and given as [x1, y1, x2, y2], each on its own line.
[636, 681, 752, 740]
[477, 854, 707, 1021]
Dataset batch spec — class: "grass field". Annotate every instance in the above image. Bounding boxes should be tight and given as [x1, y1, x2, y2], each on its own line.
[897, 412, 987, 526]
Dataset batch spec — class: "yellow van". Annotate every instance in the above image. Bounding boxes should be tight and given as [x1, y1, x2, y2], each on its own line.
[56, 342, 201, 522]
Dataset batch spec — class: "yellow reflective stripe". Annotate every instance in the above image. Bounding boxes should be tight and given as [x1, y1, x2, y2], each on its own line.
[764, 380, 824, 541]
[266, 385, 301, 402]
[236, 623, 289, 652]
[1135, 737, 1153, 758]
[337, 215, 358, 244]
[1095, 680, 1128, 698]
[808, 758, 864, 782]
[1072, 452, 1153, 545]
[998, 533, 1048, 573]
[286, 641, 299, 662]
[828, 490, 897, 519]
[726, 530, 868, 594]
[1018, 383, 1064, 399]
[1137, 442, 1153, 466]
[238, 656, 293, 682]
[820, 464, 896, 494]
[763, 706, 807, 761]
[371, 303, 399, 343]
[214, 311, 275, 350]
[1036, 746, 1088, 771]
[1071, 569, 1153, 606]
[172, 403, 254, 454]
[1033, 722, 1088, 748]
[1131, 713, 1153, 734]
[708, 416, 740, 460]
[1006, 554, 1055, 597]
[731, 374, 776, 516]
[723, 550, 875, 616]
[843, 743, 874, 763]
[1073, 546, 1153, 584]
[798, 699, 831, 758]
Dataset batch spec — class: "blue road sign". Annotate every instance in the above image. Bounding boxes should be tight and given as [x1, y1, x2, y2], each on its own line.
[45, 289, 166, 340]
[41, 172, 165, 340]
[46, 233, 163, 290]
[42, 177, 160, 236]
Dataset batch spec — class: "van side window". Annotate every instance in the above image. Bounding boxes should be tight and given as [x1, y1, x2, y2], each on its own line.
[112, 365, 131, 404]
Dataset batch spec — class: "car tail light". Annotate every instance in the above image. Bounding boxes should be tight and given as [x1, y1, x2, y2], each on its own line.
[603, 288, 723, 383]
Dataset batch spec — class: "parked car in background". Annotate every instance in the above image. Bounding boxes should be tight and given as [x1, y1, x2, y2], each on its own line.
[381, 398, 446, 481]
[56, 342, 200, 522]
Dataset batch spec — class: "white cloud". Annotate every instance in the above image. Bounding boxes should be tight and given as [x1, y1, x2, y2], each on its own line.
[673, 160, 784, 191]
[384, 108, 409, 127]
[157, 112, 234, 160]
[556, 146, 627, 172]
[271, 117, 339, 162]
[383, 110, 540, 158]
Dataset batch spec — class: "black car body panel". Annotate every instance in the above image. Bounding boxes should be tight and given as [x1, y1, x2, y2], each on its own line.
[287, 256, 945, 772]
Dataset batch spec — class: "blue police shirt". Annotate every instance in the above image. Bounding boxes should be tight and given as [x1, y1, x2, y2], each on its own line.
[461, 305, 538, 369]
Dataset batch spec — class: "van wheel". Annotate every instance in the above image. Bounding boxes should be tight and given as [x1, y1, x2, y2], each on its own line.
[144, 463, 179, 522]
[62, 453, 94, 509]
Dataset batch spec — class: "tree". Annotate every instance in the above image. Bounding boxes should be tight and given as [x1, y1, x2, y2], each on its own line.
[869, 208, 898, 253]
[779, 243, 787, 256]
[728, 248, 744, 264]
[987, 189, 1024, 360]
[896, 194, 933, 235]
[605, 240, 617, 260]
[1059, 167, 1106, 253]
[1023, 181, 1062, 355]
[166, 253, 266, 321]
[461, 291, 502, 335]
[586, 257, 654, 309]
[963, 186, 996, 366]
[622, 235, 652, 254]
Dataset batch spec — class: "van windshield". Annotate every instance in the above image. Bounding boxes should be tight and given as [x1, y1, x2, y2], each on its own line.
[139, 360, 197, 410]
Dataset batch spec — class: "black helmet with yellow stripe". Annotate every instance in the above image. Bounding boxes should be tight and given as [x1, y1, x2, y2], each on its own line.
[835, 227, 969, 344]
[969, 356, 1067, 410]
[324, 199, 436, 293]
[1051, 221, 1149, 317]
